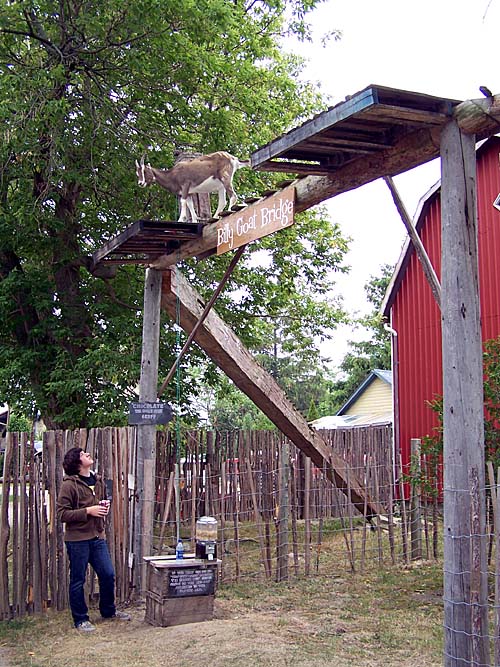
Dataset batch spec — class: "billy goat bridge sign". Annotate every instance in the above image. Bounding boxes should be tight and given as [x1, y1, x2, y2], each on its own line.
[216, 186, 295, 255]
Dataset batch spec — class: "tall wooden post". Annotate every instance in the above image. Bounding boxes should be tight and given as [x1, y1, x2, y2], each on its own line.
[441, 120, 489, 666]
[134, 268, 162, 595]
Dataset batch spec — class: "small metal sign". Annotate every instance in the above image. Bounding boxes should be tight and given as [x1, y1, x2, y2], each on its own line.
[216, 186, 295, 255]
[128, 401, 173, 425]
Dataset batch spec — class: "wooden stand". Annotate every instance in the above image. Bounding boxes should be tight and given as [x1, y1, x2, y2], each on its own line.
[144, 554, 220, 627]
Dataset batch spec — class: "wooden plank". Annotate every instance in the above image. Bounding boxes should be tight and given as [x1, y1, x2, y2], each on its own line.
[91, 220, 203, 267]
[161, 269, 383, 518]
[362, 104, 448, 125]
[250, 86, 378, 165]
[92, 220, 143, 265]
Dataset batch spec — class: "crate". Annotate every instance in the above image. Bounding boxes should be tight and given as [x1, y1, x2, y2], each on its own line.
[145, 590, 215, 627]
[144, 558, 219, 627]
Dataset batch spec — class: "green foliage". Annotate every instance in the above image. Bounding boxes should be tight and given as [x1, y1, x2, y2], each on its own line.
[330, 264, 393, 411]
[408, 336, 500, 491]
[0, 0, 348, 428]
[7, 413, 31, 433]
[483, 336, 500, 469]
[207, 374, 275, 431]
[307, 398, 319, 422]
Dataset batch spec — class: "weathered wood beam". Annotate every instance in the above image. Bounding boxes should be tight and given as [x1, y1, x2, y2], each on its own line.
[384, 175, 441, 310]
[441, 120, 490, 665]
[150, 125, 443, 269]
[135, 268, 162, 594]
[453, 93, 500, 136]
[160, 268, 385, 518]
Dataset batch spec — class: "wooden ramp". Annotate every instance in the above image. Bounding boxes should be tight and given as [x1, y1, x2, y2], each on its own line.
[161, 269, 384, 518]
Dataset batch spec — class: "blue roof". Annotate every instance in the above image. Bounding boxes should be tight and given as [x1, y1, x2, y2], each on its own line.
[336, 369, 392, 415]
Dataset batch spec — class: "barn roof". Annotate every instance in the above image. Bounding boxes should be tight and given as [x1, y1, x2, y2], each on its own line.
[251, 84, 461, 176]
[381, 134, 500, 318]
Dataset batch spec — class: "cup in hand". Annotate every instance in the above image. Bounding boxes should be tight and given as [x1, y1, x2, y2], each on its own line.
[99, 499, 111, 514]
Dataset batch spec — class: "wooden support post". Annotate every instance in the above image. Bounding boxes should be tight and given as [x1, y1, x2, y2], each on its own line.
[441, 120, 489, 667]
[134, 268, 162, 595]
[410, 438, 422, 560]
[384, 176, 441, 309]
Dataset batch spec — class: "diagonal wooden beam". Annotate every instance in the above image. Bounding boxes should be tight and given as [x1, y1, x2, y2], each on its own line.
[160, 268, 385, 518]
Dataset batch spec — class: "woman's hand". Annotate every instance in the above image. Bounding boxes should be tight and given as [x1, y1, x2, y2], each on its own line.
[86, 504, 109, 517]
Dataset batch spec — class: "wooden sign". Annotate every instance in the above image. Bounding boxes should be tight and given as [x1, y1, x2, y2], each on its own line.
[128, 401, 173, 425]
[216, 186, 295, 255]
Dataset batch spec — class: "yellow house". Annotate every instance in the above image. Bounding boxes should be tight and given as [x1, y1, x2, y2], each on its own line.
[336, 369, 392, 426]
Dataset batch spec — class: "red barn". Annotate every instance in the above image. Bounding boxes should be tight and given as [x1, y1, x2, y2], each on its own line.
[382, 135, 500, 481]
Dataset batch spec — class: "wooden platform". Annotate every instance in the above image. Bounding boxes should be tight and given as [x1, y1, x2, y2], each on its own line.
[251, 84, 461, 175]
[90, 219, 206, 267]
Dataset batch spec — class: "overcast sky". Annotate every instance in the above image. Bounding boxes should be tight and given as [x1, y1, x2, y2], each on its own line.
[283, 0, 500, 370]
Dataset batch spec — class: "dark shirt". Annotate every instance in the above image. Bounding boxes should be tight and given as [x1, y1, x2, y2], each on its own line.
[78, 472, 97, 488]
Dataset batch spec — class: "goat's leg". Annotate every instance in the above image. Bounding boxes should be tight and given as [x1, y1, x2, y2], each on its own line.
[222, 177, 238, 211]
[178, 197, 189, 222]
[186, 195, 198, 223]
[214, 188, 227, 217]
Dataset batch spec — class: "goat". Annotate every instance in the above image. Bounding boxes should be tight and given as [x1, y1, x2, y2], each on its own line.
[135, 151, 250, 223]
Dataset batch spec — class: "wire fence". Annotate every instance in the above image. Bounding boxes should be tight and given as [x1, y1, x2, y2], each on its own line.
[0, 423, 443, 617]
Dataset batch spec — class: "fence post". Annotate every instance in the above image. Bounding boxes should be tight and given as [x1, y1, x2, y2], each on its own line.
[410, 438, 422, 560]
[276, 438, 289, 582]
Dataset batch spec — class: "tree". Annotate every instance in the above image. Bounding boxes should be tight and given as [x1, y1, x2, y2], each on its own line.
[0, 0, 347, 428]
[330, 264, 392, 411]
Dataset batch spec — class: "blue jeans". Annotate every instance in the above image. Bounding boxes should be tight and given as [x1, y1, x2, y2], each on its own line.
[65, 538, 116, 626]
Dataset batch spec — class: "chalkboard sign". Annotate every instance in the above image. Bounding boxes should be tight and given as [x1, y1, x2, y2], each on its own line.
[128, 402, 173, 425]
[167, 567, 216, 598]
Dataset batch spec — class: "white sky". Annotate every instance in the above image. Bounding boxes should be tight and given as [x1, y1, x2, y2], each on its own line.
[283, 0, 500, 370]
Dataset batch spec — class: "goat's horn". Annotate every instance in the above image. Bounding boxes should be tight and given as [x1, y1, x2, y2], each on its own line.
[140, 154, 145, 166]
[135, 160, 140, 168]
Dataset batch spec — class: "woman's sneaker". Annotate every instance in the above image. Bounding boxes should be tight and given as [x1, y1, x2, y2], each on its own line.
[108, 610, 131, 621]
[76, 620, 96, 632]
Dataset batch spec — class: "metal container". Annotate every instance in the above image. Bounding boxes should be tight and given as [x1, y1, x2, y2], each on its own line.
[195, 516, 218, 560]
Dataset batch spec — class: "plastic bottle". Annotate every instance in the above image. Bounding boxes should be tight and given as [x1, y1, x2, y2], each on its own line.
[175, 539, 184, 560]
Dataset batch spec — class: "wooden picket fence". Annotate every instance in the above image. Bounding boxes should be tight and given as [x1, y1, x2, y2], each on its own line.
[0, 423, 397, 619]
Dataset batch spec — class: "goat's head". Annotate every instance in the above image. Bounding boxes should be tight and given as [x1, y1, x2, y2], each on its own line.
[135, 155, 155, 188]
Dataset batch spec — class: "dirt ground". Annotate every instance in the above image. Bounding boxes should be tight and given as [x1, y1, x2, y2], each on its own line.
[1, 563, 443, 667]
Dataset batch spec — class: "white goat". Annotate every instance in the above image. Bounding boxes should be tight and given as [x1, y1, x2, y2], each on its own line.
[135, 151, 250, 223]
